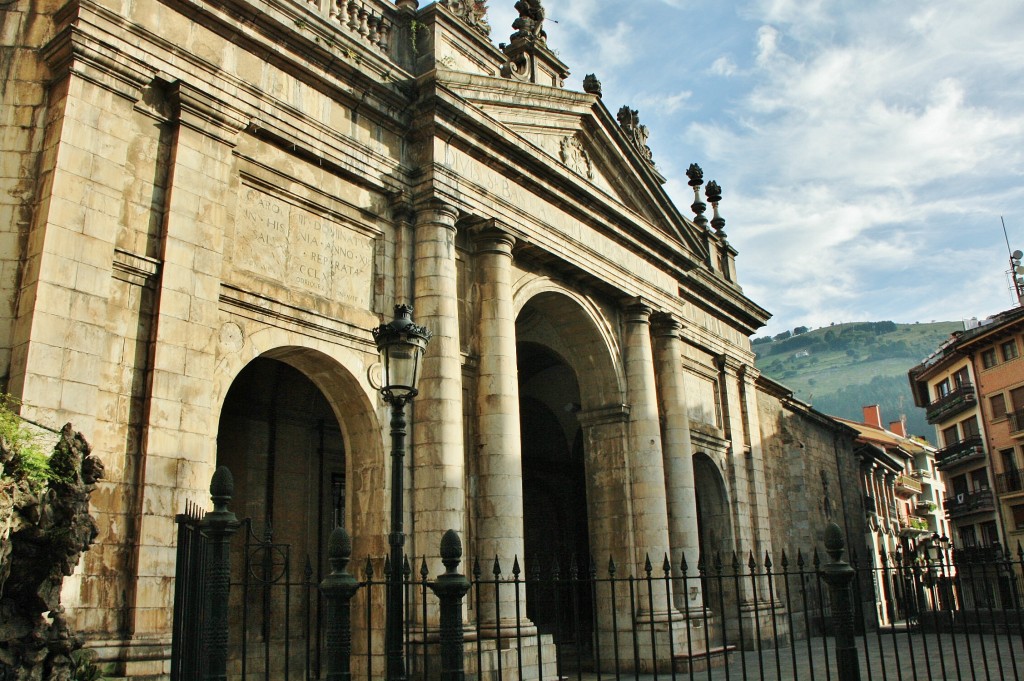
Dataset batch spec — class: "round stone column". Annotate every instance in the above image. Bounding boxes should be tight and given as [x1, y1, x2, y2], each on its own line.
[412, 201, 466, 553]
[623, 299, 676, 616]
[652, 313, 703, 613]
[472, 223, 531, 634]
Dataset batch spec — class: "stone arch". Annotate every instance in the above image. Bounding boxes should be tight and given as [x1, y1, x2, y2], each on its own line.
[212, 326, 387, 558]
[693, 451, 734, 617]
[512, 278, 625, 410]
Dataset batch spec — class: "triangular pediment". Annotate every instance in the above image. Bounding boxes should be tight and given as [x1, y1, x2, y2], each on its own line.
[437, 72, 707, 259]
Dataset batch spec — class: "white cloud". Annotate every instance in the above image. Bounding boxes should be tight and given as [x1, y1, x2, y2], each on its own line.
[709, 56, 738, 76]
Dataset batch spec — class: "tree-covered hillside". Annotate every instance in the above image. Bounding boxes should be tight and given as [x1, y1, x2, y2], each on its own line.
[753, 321, 964, 441]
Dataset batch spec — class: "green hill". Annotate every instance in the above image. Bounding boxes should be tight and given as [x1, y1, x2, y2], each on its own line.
[753, 321, 964, 441]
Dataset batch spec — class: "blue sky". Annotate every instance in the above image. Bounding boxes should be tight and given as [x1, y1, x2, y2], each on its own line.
[485, 0, 1024, 336]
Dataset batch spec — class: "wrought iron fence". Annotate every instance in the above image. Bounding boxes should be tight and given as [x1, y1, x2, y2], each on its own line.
[173, 468, 1024, 681]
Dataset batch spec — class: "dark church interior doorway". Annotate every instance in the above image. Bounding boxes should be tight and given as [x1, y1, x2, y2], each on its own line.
[216, 356, 346, 678]
[693, 452, 733, 618]
[517, 341, 594, 656]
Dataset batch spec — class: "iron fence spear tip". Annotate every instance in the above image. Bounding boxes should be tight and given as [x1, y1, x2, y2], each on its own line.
[662, 554, 670, 574]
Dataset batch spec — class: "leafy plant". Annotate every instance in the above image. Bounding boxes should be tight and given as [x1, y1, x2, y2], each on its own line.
[0, 394, 52, 491]
[70, 650, 103, 681]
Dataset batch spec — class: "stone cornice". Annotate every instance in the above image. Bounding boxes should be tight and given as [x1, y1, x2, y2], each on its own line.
[577, 403, 630, 427]
[41, 25, 153, 102]
[165, 79, 247, 145]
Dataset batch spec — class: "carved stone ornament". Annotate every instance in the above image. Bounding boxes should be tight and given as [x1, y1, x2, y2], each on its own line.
[617, 106, 655, 166]
[511, 0, 547, 42]
[559, 135, 594, 180]
[439, 0, 491, 37]
[583, 73, 602, 98]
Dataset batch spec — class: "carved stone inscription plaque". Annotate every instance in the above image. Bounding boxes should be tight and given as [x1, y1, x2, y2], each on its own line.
[236, 187, 373, 305]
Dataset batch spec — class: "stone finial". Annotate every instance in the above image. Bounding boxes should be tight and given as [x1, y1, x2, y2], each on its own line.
[511, 0, 547, 42]
[705, 180, 722, 204]
[824, 522, 845, 562]
[583, 73, 602, 98]
[439, 0, 491, 36]
[616, 106, 655, 166]
[706, 180, 726, 237]
[686, 162, 708, 228]
[685, 163, 704, 187]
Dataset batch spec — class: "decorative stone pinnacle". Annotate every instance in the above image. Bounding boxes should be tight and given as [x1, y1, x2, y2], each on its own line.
[583, 73, 602, 98]
[440, 0, 491, 37]
[686, 163, 704, 187]
[511, 0, 547, 42]
[616, 106, 655, 166]
[705, 180, 722, 204]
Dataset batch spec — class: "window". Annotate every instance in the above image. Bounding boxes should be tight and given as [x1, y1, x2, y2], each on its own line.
[959, 525, 977, 547]
[942, 425, 960, 447]
[954, 366, 971, 387]
[952, 474, 969, 496]
[1012, 386, 1024, 412]
[961, 416, 980, 439]
[935, 378, 951, 399]
[1013, 505, 1024, 530]
[1003, 339, 1019, 362]
[982, 348, 998, 369]
[982, 521, 1000, 545]
[1001, 448, 1017, 473]
[991, 393, 1008, 420]
[971, 468, 989, 490]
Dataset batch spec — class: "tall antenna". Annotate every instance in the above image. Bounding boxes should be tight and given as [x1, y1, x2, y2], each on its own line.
[1005, 216, 1024, 306]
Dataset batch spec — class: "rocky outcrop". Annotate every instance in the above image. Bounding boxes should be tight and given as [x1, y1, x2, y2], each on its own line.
[0, 424, 103, 681]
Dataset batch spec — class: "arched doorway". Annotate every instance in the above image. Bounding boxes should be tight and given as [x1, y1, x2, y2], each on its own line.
[517, 339, 594, 657]
[216, 356, 346, 679]
[693, 452, 733, 616]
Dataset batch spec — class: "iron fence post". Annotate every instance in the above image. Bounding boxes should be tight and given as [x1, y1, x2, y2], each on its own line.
[820, 522, 861, 681]
[201, 466, 240, 681]
[429, 530, 470, 681]
[321, 527, 360, 681]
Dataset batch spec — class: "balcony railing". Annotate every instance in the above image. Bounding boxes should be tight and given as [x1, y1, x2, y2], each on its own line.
[996, 467, 1024, 494]
[1010, 409, 1024, 436]
[944, 488, 995, 518]
[895, 473, 923, 496]
[935, 434, 985, 470]
[926, 383, 977, 424]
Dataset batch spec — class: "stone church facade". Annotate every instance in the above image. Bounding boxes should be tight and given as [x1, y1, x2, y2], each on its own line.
[1, 0, 864, 676]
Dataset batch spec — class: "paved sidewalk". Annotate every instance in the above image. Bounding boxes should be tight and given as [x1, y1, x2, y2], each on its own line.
[561, 631, 1024, 681]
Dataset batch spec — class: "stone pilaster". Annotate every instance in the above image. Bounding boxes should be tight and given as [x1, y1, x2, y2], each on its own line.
[411, 201, 466, 554]
[131, 81, 244, 659]
[623, 300, 675, 613]
[738, 364, 774, 565]
[716, 355, 755, 566]
[472, 223, 530, 633]
[651, 314, 702, 613]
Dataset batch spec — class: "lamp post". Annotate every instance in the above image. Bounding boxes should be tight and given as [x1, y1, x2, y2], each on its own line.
[373, 304, 431, 681]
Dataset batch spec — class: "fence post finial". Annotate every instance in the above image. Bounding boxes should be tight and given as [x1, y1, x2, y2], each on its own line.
[321, 527, 360, 681]
[820, 522, 862, 681]
[430, 530, 470, 681]
[201, 466, 240, 681]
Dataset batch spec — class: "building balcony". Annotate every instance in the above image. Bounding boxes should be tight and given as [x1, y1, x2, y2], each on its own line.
[996, 468, 1024, 495]
[913, 468, 932, 481]
[914, 500, 937, 517]
[1009, 410, 1024, 437]
[944, 488, 995, 518]
[925, 383, 977, 424]
[953, 544, 1004, 565]
[934, 434, 986, 470]
[895, 473, 923, 497]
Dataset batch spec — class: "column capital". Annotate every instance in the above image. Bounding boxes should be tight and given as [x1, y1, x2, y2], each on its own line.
[414, 198, 460, 227]
[577, 403, 630, 427]
[651, 312, 684, 338]
[737, 363, 760, 383]
[715, 353, 745, 375]
[469, 219, 516, 255]
[623, 297, 654, 323]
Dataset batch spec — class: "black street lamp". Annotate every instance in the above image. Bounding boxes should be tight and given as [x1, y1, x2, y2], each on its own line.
[373, 304, 431, 681]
